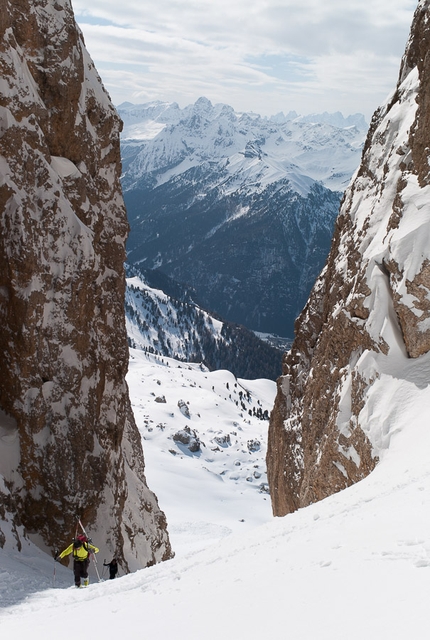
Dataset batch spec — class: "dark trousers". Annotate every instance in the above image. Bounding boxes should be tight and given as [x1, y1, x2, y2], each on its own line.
[73, 559, 89, 586]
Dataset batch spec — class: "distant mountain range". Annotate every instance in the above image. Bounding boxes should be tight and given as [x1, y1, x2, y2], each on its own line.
[120, 98, 366, 337]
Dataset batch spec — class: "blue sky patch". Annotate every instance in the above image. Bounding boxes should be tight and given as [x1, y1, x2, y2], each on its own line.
[245, 53, 314, 83]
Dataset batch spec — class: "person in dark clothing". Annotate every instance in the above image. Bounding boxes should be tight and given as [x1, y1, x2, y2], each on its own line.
[103, 557, 118, 579]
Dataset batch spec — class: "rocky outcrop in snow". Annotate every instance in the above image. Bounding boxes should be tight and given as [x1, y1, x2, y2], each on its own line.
[267, 0, 430, 516]
[0, 0, 171, 569]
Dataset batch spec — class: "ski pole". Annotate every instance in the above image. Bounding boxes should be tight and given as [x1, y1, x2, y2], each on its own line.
[52, 548, 59, 587]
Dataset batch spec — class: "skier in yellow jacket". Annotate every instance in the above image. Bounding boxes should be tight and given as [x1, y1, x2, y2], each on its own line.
[56, 534, 99, 588]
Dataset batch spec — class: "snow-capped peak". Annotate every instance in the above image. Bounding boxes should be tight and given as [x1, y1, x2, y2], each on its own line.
[119, 98, 366, 195]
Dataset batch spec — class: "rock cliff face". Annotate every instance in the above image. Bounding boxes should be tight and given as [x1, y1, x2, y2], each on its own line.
[0, 0, 172, 569]
[267, 0, 430, 516]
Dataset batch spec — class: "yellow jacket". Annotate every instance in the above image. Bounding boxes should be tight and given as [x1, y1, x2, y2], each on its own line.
[58, 541, 99, 561]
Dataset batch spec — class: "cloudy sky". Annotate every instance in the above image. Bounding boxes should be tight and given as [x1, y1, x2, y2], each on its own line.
[73, 0, 418, 120]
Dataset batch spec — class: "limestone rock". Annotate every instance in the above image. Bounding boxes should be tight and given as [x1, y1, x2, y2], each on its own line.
[267, 0, 430, 516]
[0, 0, 172, 569]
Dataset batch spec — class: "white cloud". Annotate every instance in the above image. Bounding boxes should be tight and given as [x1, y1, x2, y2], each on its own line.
[73, 0, 417, 118]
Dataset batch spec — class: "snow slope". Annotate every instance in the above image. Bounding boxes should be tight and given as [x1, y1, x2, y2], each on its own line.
[127, 349, 275, 555]
[126, 274, 225, 360]
[125, 271, 283, 380]
[1, 346, 430, 638]
[0, 349, 275, 602]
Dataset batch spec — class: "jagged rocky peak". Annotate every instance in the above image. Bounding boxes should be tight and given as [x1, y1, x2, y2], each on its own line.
[0, 0, 172, 569]
[267, 0, 430, 516]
